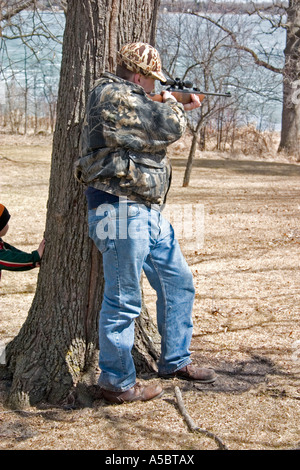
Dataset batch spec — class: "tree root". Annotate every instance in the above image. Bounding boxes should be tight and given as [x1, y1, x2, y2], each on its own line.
[174, 386, 228, 450]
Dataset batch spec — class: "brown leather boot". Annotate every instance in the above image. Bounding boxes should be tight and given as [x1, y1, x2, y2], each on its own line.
[101, 382, 164, 404]
[160, 364, 217, 383]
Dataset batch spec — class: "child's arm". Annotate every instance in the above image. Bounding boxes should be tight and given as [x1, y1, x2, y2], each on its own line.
[0, 241, 42, 272]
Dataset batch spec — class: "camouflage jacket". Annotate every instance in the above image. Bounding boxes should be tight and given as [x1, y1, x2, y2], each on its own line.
[74, 72, 187, 207]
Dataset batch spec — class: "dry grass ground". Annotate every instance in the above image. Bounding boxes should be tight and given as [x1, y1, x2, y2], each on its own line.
[0, 132, 300, 451]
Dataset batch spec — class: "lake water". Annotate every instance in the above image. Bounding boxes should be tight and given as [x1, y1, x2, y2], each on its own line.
[0, 10, 64, 112]
[0, 9, 285, 131]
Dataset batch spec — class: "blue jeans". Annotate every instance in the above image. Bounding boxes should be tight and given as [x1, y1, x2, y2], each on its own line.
[88, 201, 195, 392]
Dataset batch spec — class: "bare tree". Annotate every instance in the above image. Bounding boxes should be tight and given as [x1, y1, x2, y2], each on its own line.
[2, 0, 161, 409]
[157, 10, 279, 186]
[0, 0, 64, 133]
[278, 1, 300, 156]
[157, 12, 232, 186]
[187, 1, 300, 157]
[0, 0, 35, 27]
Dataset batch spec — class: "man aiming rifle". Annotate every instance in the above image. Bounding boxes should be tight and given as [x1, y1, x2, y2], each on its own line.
[75, 42, 217, 405]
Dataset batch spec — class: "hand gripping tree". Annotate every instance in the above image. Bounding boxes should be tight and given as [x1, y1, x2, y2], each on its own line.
[2, 0, 161, 409]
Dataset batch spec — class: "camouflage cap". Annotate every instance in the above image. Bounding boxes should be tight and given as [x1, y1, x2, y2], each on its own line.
[117, 42, 166, 83]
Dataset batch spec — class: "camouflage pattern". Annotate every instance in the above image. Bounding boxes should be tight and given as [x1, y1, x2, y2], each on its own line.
[117, 42, 166, 82]
[75, 72, 187, 206]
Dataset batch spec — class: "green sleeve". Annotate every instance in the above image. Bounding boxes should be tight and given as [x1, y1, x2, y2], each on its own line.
[0, 242, 41, 272]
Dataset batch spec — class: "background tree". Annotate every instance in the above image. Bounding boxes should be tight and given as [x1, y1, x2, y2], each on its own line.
[160, 13, 234, 186]
[157, 10, 282, 186]
[278, 1, 300, 156]
[2, 0, 161, 409]
[0, 0, 64, 134]
[188, 0, 300, 157]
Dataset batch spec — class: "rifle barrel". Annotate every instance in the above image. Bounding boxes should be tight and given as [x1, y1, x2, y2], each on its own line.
[148, 88, 231, 105]
[167, 88, 231, 98]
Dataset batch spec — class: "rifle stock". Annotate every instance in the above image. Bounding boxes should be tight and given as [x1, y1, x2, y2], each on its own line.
[149, 91, 205, 104]
[149, 78, 231, 105]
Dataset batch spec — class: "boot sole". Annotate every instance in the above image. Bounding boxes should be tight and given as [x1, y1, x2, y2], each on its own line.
[103, 389, 164, 405]
[159, 374, 217, 384]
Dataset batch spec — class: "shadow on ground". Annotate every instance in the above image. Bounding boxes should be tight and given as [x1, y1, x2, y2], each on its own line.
[171, 158, 300, 177]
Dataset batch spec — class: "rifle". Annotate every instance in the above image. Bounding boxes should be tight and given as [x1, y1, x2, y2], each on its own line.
[149, 78, 231, 105]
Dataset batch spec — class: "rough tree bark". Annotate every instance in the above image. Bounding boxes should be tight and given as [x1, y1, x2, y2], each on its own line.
[2, 0, 161, 409]
[278, 1, 300, 157]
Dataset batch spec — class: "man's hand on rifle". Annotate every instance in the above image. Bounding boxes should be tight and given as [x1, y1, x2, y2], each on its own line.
[182, 93, 201, 111]
[162, 91, 201, 111]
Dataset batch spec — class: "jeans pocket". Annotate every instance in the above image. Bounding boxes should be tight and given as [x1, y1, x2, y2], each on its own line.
[89, 203, 146, 246]
[127, 204, 140, 218]
[88, 210, 113, 253]
[106, 202, 141, 219]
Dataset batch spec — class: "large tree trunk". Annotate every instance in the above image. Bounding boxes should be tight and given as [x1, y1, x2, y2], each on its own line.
[3, 0, 161, 409]
[278, 1, 300, 158]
